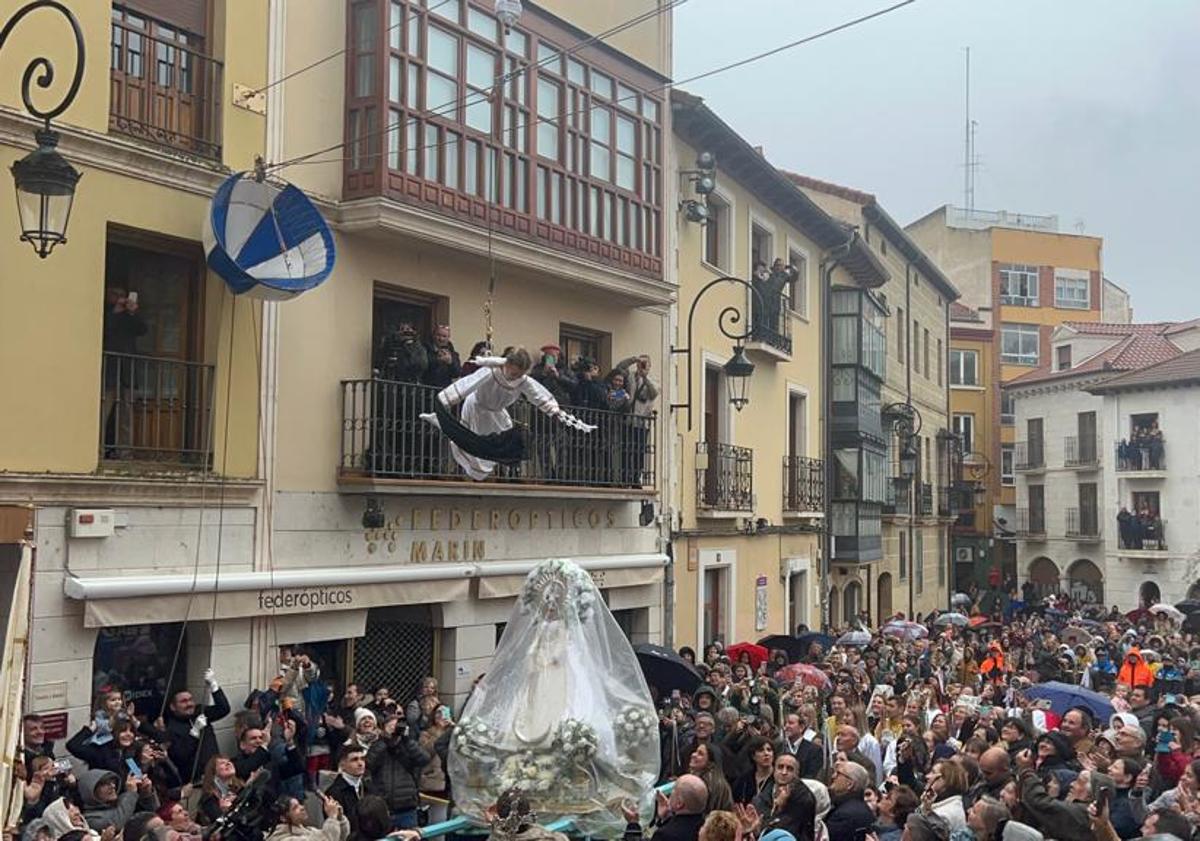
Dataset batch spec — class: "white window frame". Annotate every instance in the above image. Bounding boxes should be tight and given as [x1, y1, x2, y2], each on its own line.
[786, 238, 811, 320]
[701, 186, 734, 274]
[1000, 264, 1040, 306]
[1054, 274, 1090, 309]
[953, 414, 975, 456]
[786, 382, 810, 458]
[1001, 323, 1040, 365]
[950, 348, 979, 387]
[1001, 444, 1015, 486]
[748, 213, 776, 278]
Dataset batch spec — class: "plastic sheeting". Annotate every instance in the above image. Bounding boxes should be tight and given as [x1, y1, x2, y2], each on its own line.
[449, 559, 659, 836]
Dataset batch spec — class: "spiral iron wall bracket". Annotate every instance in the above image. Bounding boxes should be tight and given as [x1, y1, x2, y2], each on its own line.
[0, 0, 86, 128]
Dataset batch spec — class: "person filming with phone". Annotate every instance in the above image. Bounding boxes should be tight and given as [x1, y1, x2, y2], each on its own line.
[101, 285, 148, 458]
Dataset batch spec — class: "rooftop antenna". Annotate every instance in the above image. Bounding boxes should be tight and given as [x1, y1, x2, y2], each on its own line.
[963, 47, 980, 212]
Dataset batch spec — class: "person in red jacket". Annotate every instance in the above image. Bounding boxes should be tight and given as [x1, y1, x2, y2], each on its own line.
[1118, 649, 1154, 688]
[980, 641, 1007, 686]
[1156, 718, 1195, 787]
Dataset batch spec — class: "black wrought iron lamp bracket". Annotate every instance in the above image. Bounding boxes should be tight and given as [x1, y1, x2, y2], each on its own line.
[0, 0, 86, 130]
[670, 275, 764, 431]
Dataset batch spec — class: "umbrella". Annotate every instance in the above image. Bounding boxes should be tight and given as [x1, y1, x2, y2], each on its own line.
[968, 616, 992, 628]
[775, 663, 832, 692]
[633, 643, 702, 695]
[951, 593, 973, 608]
[934, 612, 970, 627]
[882, 620, 928, 641]
[1061, 627, 1096, 646]
[1175, 599, 1200, 615]
[1150, 603, 1186, 622]
[1025, 680, 1115, 721]
[837, 629, 872, 647]
[1076, 619, 1106, 630]
[796, 632, 836, 658]
[1126, 607, 1151, 622]
[726, 642, 769, 671]
[757, 634, 806, 663]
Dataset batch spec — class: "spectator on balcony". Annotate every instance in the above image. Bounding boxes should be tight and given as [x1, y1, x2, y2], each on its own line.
[1117, 507, 1135, 550]
[102, 286, 148, 457]
[376, 323, 428, 384]
[422, 325, 461, 389]
[531, 344, 575, 405]
[460, 341, 492, 377]
[605, 370, 632, 414]
[615, 355, 659, 417]
[570, 357, 608, 410]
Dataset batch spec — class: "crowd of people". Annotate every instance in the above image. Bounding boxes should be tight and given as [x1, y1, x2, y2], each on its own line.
[1117, 506, 1167, 552]
[1116, 424, 1165, 472]
[369, 322, 658, 484]
[13, 652, 462, 841]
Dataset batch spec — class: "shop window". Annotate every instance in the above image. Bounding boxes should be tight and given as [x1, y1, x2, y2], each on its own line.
[92, 623, 188, 719]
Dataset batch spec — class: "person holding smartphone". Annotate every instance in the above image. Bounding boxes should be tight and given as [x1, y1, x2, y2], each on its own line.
[101, 286, 148, 457]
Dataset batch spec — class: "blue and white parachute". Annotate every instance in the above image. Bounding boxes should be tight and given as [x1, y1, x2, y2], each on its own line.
[203, 172, 335, 300]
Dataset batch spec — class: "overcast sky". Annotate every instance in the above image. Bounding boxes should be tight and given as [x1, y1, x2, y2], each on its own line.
[672, 0, 1200, 321]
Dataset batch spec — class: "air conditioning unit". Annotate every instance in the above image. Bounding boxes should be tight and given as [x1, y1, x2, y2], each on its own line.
[955, 547, 973, 564]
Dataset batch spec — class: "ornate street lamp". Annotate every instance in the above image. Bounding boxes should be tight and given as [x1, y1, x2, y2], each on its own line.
[1, 1, 85, 258]
[494, 0, 522, 33]
[884, 402, 923, 481]
[671, 276, 763, 430]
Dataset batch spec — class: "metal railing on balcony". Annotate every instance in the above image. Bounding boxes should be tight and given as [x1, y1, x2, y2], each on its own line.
[1015, 507, 1046, 538]
[696, 442, 753, 511]
[749, 289, 793, 355]
[942, 482, 976, 518]
[918, 482, 934, 516]
[883, 477, 911, 516]
[109, 18, 223, 159]
[1117, 513, 1167, 551]
[782, 456, 824, 513]
[1116, 438, 1166, 472]
[1014, 440, 1045, 471]
[339, 379, 656, 489]
[1066, 507, 1101, 540]
[100, 351, 214, 464]
[1064, 435, 1099, 467]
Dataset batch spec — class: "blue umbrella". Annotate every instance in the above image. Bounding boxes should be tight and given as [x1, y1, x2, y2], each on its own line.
[1025, 681, 1114, 721]
[837, 630, 872, 647]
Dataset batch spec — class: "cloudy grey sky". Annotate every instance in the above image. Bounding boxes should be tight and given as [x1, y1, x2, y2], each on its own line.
[672, 0, 1200, 321]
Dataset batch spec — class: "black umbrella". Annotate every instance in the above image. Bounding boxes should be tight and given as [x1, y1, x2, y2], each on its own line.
[433, 399, 528, 464]
[1176, 600, 1200, 615]
[634, 643, 702, 695]
[758, 634, 805, 662]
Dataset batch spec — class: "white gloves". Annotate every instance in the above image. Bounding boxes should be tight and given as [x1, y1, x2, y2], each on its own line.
[470, 356, 508, 368]
[204, 668, 219, 693]
[189, 713, 208, 739]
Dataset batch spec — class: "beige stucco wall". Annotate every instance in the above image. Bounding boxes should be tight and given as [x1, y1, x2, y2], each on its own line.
[536, 0, 671, 77]
[907, 208, 994, 312]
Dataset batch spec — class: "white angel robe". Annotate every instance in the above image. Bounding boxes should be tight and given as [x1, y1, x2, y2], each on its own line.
[421, 358, 564, 480]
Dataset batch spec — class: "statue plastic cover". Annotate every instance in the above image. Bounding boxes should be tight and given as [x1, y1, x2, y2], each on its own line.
[449, 559, 660, 836]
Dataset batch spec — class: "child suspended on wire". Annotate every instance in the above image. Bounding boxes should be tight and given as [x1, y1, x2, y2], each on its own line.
[420, 346, 596, 481]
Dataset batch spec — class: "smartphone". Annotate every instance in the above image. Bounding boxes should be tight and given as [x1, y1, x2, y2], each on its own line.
[1156, 730, 1174, 754]
[670, 690, 681, 702]
[126, 291, 138, 305]
[125, 757, 144, 779]
[53, 758, 72, 774]
[1095, 786, 1110, 814]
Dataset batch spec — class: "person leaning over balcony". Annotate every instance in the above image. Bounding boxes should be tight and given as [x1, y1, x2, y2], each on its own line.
[102, 286, 148, 457]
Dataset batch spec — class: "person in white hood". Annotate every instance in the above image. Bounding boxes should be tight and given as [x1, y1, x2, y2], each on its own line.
[40, 797, 102, 841]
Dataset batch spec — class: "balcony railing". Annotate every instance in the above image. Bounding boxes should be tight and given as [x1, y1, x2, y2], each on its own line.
[100, 351, 214, 465]
[1064, 435, 1099, 468]
[918, 482, 934, 516]
[883, 477, 910, 516]
[750, 290, 793, 355]
[339, 379, 656, 489]
[1066, 507, 1101, 540]
[1015, 507, 1046, 538]
[1014, 440, 1045, 471]
[782, 456, 824, 513]
[109, 18, 223, 159]
[942, 482, 976, 517]
[696, 442, 753, 511]
[1116, 438, 1166, 472]
[1118, 514, 1167, 552]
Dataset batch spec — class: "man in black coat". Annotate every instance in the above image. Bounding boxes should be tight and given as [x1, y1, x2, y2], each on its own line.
[826, 761, 876, 841]
[422, 324, 461, 388]
[22, 714, 55, 770]
[776, 712, 824, 779]
[325, 745, 368, 841]
[648, 774, 707, 841]
[366, 717, 429, 830]
[164, 668, 230, 783]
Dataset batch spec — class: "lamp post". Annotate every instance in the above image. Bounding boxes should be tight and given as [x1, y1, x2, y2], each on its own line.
[1, 0, 85, 258]
[670, 276, 763, 430]
[883, 402, 923, 480]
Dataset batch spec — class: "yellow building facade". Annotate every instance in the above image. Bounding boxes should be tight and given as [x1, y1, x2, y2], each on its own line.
[669, 93, 887, 645]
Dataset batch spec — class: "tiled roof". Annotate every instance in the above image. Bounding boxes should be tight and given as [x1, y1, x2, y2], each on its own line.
[1008, 322, 1188, 387]
[950, 302, 981, 322]
[779, 171, 875, 206]
[1088, 347, 1200, 392]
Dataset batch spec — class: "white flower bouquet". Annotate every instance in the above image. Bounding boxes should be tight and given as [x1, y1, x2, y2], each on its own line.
[451, 716, 496, 761]
[553, 717, 599, 766]
[496, 751, 560, 794]
[613, 705, 658, 752]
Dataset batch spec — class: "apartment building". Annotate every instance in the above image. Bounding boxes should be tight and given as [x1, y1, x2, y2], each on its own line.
[907, 204, 1130, 592]
[787, 176, 960, 623]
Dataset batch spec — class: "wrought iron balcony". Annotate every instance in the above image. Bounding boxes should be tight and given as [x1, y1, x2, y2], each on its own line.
[1064, 435, 1099, 468]
[749, 290, 793, 355]
[339, 379, 656, 489]
[1066, 507, 1101, 541]
[1117, 513, 1167, 552]
[1015, 507, 1046, 539]
[1116, 438, 1166, 472]
[918, 482, 934, 516]
[883, 477, 910, 516]
[1014, 440, 1045, 471]
[782, 456, 824, 514]
[696, 442, 753, 511]
[100, 352, 214, 465]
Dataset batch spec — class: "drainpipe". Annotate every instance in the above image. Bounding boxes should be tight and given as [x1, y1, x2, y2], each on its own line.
[944, 295, 952, 610]
[819, 233, 855, 631]
[906, 262, 914, 620]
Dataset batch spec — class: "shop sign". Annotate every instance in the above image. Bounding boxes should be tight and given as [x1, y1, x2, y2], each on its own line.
[755, 575, 769, 631]
[30, 681, 68, 711]
[39, 711, 69, 740]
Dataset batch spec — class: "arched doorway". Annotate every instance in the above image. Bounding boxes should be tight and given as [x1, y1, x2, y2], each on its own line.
[843, 581, 862, 626]
[1027, 557, 1060, 599]
[877, 572, 893, 626]
[829, 586, 840, 628]
[1140, 581, 1161, 608]
[1067, 559, 1103, 605]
